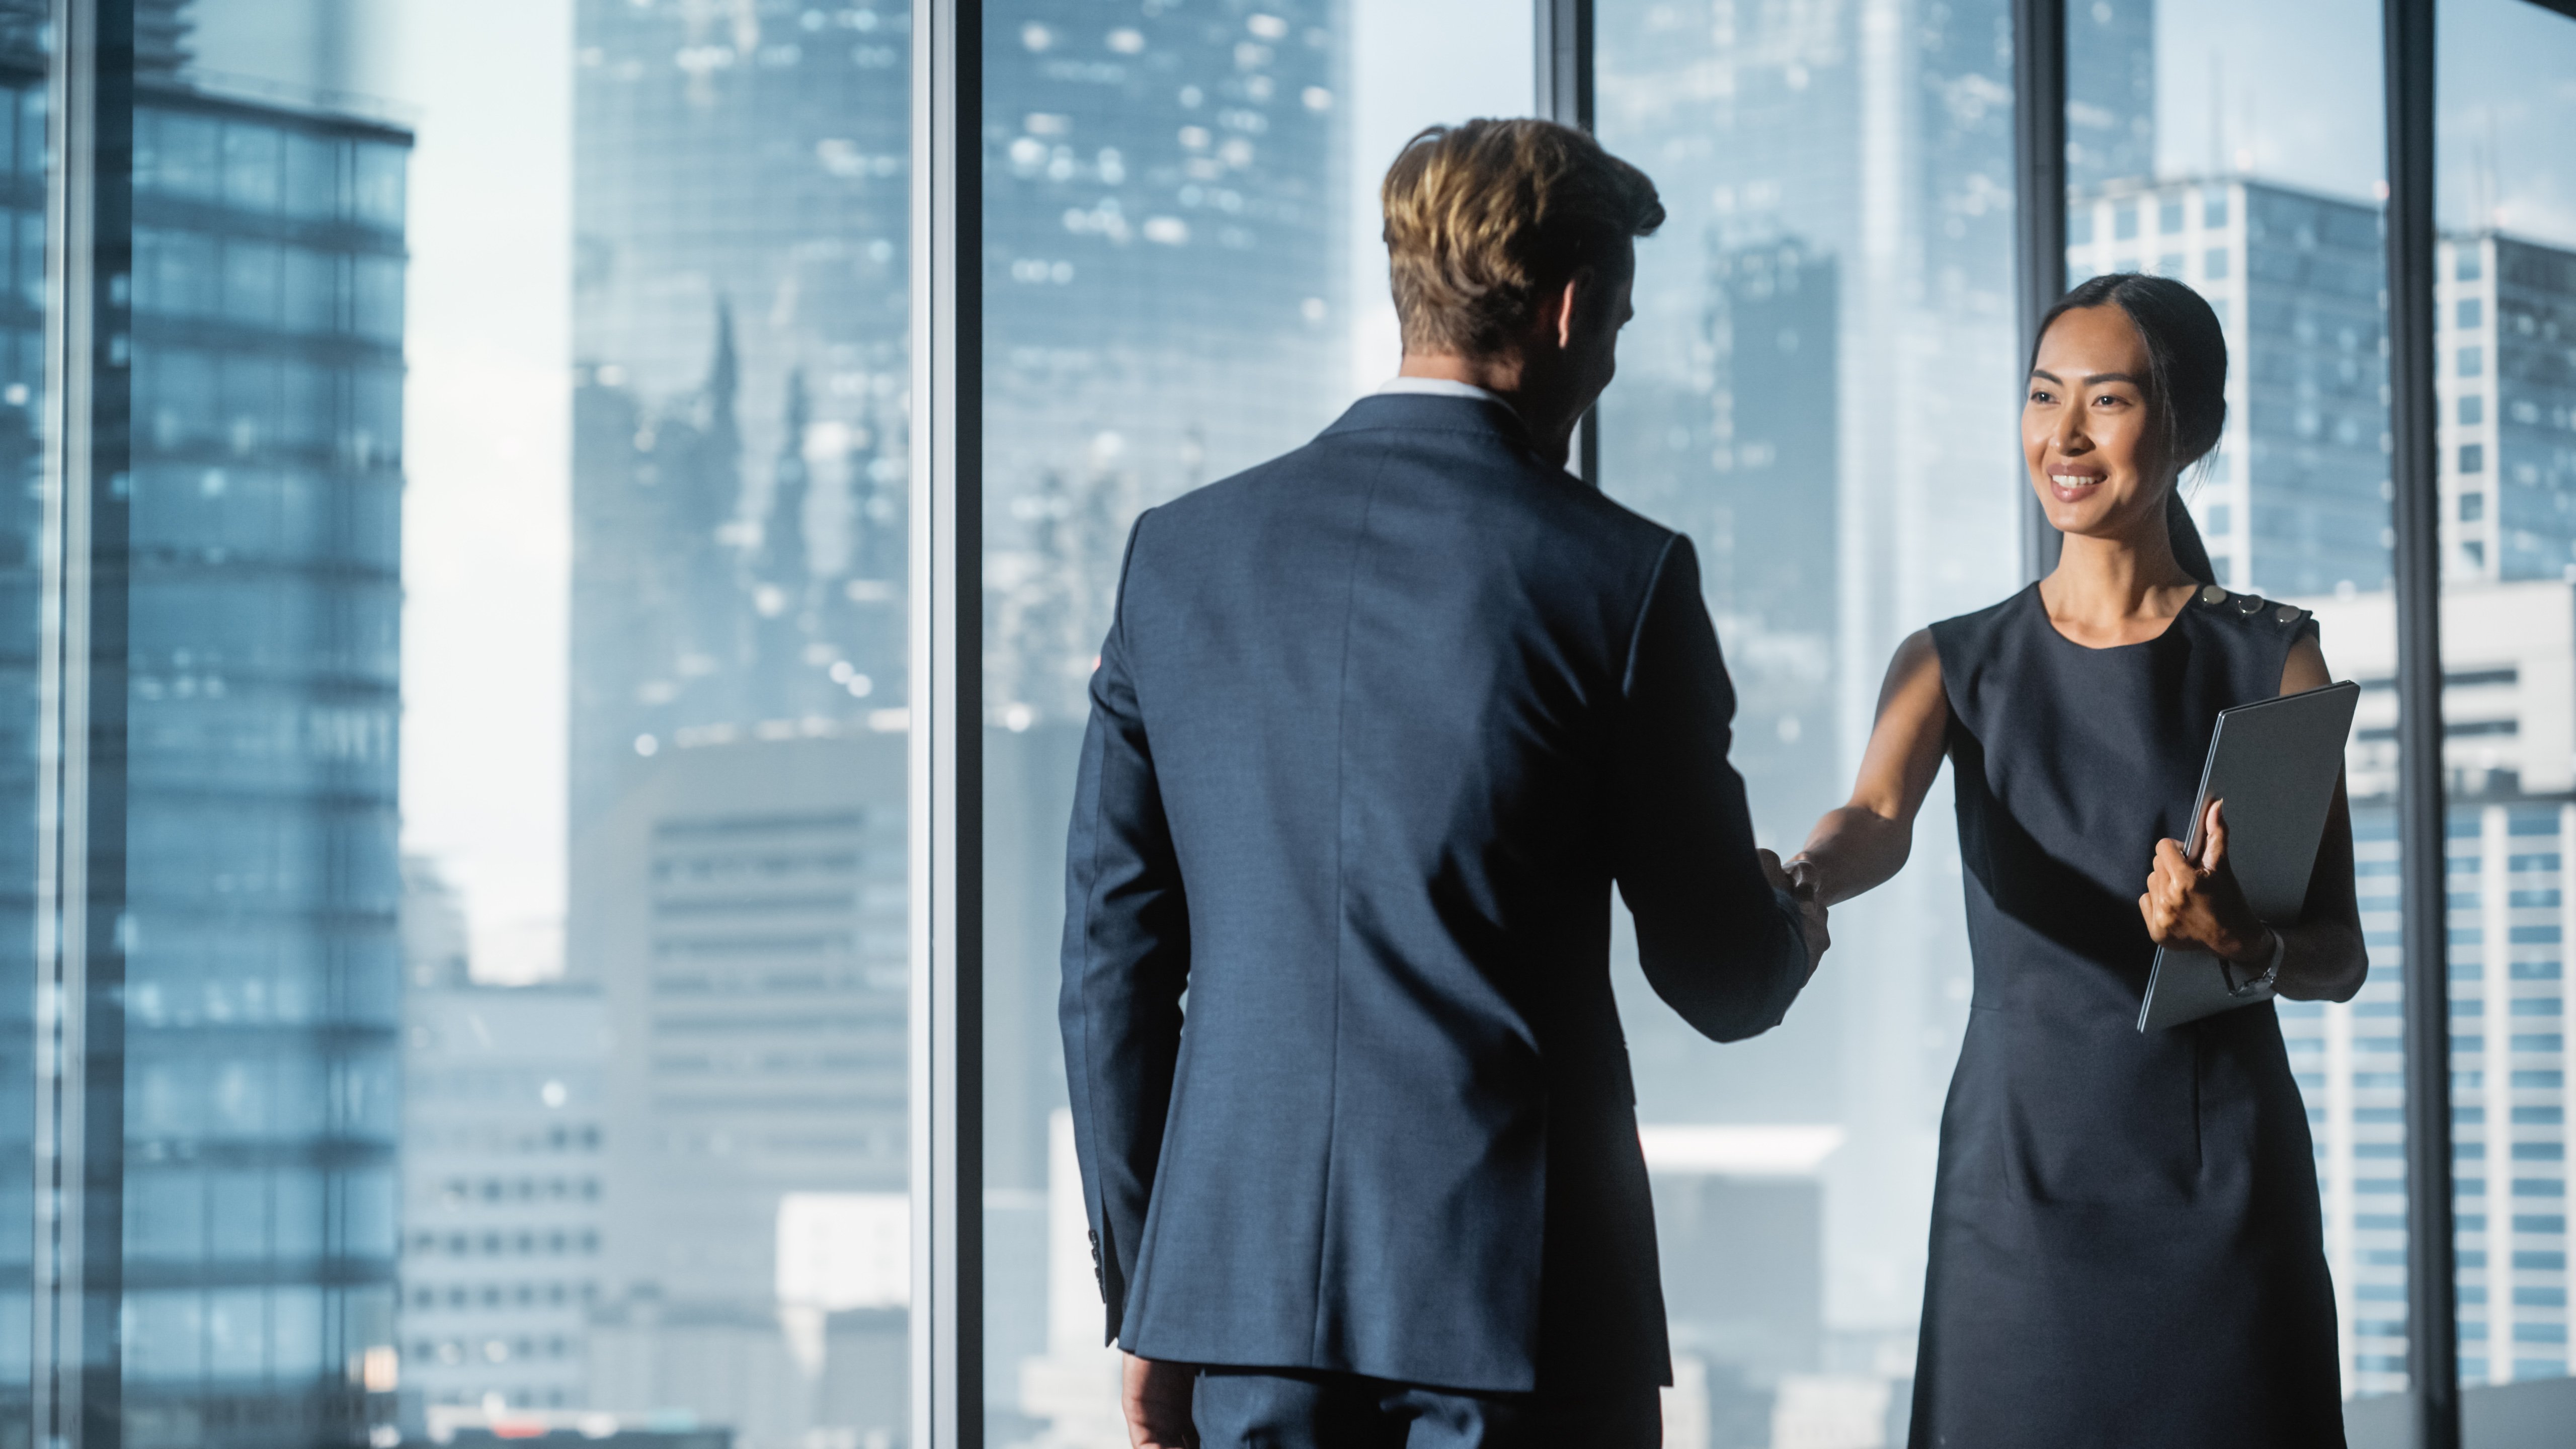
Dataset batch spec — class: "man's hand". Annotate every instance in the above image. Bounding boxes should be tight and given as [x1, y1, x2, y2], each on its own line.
[1759, 848, 1831, 977]
[2140, 798, 2272, 964]
[1122, 1352, 1197, 1449]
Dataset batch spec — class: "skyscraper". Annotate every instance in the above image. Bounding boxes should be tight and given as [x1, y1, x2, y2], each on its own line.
[0, 4, 415, 1440]
[2292, 582, 2576, 1394]
[2439, 232, 2576, 584]
[578, 730, 908, 1448]
[567, 0, 913, 846]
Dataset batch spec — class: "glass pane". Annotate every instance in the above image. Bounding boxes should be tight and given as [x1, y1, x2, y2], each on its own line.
[1594, 0, 2023, 1435]
[121, 0, 911, 1443]
[553, 0, 913, 1441]
[2070, 0, 2402, 1410]
[980, 4, 1529, 1439]
[2434, 0, 2576, 1398]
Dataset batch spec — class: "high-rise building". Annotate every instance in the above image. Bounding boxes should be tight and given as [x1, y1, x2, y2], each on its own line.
[0, 6, 418, 1440]
[2438, 232, 2576, 584]
[576, 729, 909, 1449]
[567, 0, 913, 846]
[397, 857, 611, 1420]
[2068, 177, 2391, 598]
[2292, 581, 2575, 1395]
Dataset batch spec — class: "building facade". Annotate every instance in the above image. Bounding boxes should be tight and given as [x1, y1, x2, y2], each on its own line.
[2298, 582, 2575, 1395]
[576, 729, 908, 1449]
[0, 32, 418, 1445]
[2439, 232, 2576, 584]
[397, 916, 610, 1419]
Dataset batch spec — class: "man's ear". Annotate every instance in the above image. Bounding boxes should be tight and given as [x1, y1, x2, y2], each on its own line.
[1546, 266, 1594, 352]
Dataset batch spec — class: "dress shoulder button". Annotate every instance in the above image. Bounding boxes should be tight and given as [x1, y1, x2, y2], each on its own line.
[2233, 593, 2269, 617]
[2198, 584, 2228, 607]
[2276, 604, 2304, 625]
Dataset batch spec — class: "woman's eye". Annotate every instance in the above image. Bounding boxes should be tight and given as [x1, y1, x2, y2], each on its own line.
[2030, 389, 2054, 404]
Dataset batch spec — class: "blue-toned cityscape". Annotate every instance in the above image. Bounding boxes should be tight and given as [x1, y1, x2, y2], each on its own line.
[13, 1, 2569, 1447]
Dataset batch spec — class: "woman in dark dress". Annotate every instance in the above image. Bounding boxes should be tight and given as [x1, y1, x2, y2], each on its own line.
[1786, 274, 2368, 1447]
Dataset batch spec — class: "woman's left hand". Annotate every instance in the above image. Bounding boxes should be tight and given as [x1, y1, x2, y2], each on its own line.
[2141, 797, 2275, 964]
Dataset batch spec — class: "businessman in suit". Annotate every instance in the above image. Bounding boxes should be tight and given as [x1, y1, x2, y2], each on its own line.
[1060, 118, 1829, 1449]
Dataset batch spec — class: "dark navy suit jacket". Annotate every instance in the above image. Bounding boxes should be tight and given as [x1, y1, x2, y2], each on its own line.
[1060, 392, 1811, 1394]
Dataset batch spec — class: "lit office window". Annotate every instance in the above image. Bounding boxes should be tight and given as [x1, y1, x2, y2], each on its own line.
[976, 3, 1530, 1439]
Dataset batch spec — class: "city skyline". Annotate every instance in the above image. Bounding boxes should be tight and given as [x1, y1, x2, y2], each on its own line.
[348, 0, 2576, 1433]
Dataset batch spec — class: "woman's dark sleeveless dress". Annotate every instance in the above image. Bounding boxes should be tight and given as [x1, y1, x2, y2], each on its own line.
[1910, 583, 2346, 1448]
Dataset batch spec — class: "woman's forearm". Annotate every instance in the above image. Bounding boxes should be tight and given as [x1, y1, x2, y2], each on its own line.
[2269, 918, 2368, 1003]
[1795, 805, 1913, 907]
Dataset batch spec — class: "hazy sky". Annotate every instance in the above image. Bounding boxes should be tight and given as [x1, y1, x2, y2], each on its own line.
[389, 0, 573, 984]
[387, 0, 2573, 982]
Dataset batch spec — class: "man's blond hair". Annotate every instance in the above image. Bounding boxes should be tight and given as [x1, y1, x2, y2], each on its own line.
[1380, 118, 1665, 360]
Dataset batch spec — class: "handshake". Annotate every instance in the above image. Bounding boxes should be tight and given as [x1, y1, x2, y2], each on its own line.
[1758, 848, 1832, 978]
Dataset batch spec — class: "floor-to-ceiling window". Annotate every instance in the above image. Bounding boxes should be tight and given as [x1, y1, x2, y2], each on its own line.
[974, 5, 1530, 1441]
[2430, 0, 2576, 1399]
[1588, 0, 2021, 1435]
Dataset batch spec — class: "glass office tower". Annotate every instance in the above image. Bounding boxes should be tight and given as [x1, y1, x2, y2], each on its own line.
[568, 0, 912, 841]
[0, 14, 414, 1444]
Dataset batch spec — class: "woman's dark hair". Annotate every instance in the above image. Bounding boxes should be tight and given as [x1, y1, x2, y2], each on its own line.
[2029, 272, 2229, 587]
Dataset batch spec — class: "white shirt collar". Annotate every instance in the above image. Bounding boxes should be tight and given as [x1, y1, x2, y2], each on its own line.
[1374, 376, 1505, 405]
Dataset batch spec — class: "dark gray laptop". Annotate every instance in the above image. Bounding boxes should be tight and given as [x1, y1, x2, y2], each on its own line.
[2137, 680, 2363, 1032]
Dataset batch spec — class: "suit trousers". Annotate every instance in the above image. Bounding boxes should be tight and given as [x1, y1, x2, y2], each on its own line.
[1190, 1366, 1663, 1449]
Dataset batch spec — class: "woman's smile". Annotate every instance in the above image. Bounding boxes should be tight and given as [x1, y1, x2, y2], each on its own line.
[2047, 464, 2107, 503]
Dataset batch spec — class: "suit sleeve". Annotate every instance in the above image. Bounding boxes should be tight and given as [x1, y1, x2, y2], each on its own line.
[1611, 534, 1813, 1042]
[1059, 511, 1189, 1346]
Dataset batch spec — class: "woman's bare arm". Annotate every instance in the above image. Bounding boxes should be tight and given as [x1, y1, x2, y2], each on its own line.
[1790, 629, 1951, 907]
[2139, 631, 2369, 1002]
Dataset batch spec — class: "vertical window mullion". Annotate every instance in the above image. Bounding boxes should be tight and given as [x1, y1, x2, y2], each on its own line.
[909, 3, 983, 1448]
[2383, 0, 2459, 1439]
[32, 2, 132, 1445]
[2010, 0, 2065, 583]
